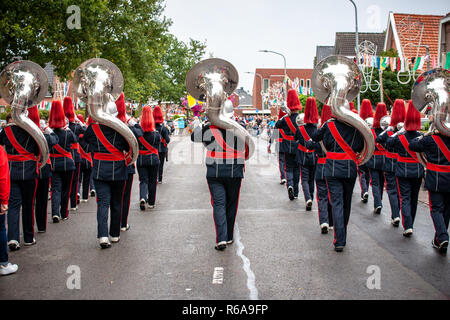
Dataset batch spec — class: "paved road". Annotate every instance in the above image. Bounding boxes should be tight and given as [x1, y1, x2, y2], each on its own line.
[1, 135, 449, 300]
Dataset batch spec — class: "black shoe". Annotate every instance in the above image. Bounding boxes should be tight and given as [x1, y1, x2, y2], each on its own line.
[90, 190, 96, 197]
[375, 206, 382, 215]
[306, 199, 313, 211]
[432, 239, 448, 254]
[361, 192, 369, 203]
[321, 226, 329, 234]
[140, 199, 146, 211]
[334, 246, 344, 252]
[215, 241, 227, 251]
[288, 186, 294, 200]
[280, 179, 286, 185]
[52, 215, 60, 223]
[8, 241, 20, 251]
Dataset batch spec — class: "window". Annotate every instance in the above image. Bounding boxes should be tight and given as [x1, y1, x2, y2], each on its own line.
[263, 79, 269, 92]
[300, 79, 304, 87]
[306, 79, 311, 88]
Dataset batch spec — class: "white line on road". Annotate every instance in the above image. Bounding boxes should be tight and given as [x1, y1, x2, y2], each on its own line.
[234, 224, 259, 300]
[212, 267, 224, 284]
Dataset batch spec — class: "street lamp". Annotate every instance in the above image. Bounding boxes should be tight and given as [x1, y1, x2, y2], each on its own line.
[245, 71, 265, 110]
[258, 50, 287, 111]
[349, 0, 360, 112]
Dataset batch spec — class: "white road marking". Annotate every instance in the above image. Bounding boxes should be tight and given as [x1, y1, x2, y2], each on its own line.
[234, 224, 259, 300]
[212, 267, 224, 284]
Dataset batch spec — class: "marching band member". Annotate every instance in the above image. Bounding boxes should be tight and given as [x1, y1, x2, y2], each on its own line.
[0, 110, 40, 250]
[367, 103, 388, 215]
[137, 106, 161, 211]
[275, 89, 301, 200]
[76, 114, 93, 203]
[385, 101, 424, 237]
[358, 99, 373, 203]
[306, 104, 333, 233]
[268, 108, 287, 185]
[409, 116, 449, 254]
[115, 93, 143, 231]
[81, 108, 130, 249]
[49, 100, 77, 223]
[310, 103, 364, 252]
[28, 106, 58, 232]
[153, 105, 170, 184]
[0, 145, 17, 275]
[86, 116, 96, 198]
[190, 98, 249, 251]
[63, 97, 85, 211]
[376, 99, 406, 227]
[296, 97, 318, 210]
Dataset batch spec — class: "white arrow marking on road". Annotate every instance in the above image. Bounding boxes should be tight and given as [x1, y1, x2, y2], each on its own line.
[212, 267, 224, 284]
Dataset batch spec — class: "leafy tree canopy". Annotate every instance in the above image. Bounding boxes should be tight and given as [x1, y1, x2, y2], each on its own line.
[0, 0, 206, 103]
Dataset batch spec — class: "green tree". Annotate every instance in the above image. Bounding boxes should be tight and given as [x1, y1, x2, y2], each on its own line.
[0, 0, 205, 104]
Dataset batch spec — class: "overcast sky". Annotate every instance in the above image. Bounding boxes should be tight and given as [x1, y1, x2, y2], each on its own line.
[164, 0, 449, 93]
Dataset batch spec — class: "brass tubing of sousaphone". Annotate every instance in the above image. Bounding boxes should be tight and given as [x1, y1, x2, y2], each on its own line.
[0, 60, 50, 168]
[72, 58, 139, 165]
[311, 55, 375, 165]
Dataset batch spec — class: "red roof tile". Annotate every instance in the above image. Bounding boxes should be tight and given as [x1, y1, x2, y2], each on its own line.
[393, 13, 443, 59]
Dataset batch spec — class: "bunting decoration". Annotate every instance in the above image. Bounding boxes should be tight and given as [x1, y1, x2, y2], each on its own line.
[359, 53, 438, 73]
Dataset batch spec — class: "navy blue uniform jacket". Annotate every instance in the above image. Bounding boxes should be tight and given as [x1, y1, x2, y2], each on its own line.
[295, 123, 317, 166]
[81, 124, 130, 181]
[156, 123, 170, 153]
[191, 124, 244, 179]
[50, 128, 77, 172]
[366, 128, 385, 170]
[311, 119, 364, 179]
[409, 133, 450, 192]
[386, 131, 424, 179]
[0, 126, 40, 180]
[137, 131, 161, 168]
[275, 114, 299, 155]
[68, 122, 85, 163]
[39, 131, 59, 179]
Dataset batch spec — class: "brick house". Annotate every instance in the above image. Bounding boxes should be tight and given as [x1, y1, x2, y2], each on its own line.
[251, 68, 313, 116]
[384, 12, 444, 70]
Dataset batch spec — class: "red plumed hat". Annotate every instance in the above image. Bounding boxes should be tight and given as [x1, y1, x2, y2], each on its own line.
[77, 113, 85, 124]
[390, 99, 406, 127]
[320, 104, 332, 126]
[140, 105, 155, 132]
[153, 105, 164, 124]
[304, 97, 319, 124]
[373, 102, 387, 129]
[115, 92, 127, 123]
[63, 96, 75, 122]
[349, 101, 357, 112]
[359, 99, 374, 120]
[286, 89, 302, 111]
[278, 108, 286, 119]
[49, 100, 66, 129]
[404, 100, 421, 131]
[28, 105, 40, 127]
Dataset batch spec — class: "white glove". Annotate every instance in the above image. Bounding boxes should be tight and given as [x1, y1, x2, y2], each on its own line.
[40, 119, 46, 130]
[44, 127, 53, 135]
[128, 118, 137, 126]
[387, 126, 394, 131]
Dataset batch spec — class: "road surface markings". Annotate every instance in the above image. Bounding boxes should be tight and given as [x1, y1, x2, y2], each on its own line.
[234, 224, 259, 300]
[212, 267, 224, 284]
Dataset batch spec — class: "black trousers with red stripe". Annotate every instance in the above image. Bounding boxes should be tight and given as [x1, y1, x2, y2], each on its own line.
[8, 179, 37, 243]
[70, 162, 81, 208]
[79, 166, 92, 200]
[396, 177, 422, 230]
[52, 170, 74, 219]
[121, 173, 134, 228]
[35, 177, 50, 232]
[207, 177, 242, 243]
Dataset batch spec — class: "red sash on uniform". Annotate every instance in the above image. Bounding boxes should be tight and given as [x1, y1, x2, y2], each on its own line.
[317, 157, 326, 164]
[4, 126, 39, 162]
[50, 144, 73, 159]
[278, 129, 294, 142]
[78, 146, 93, 167]
[298, 126, 314, 153]
[383, 131, 397, 159]
[327, 122, 359, 163]
[92, 124, 127, 162]
[427, 136, 450, 172]
[138, 136, 159, 156]
[206, 126, 245, 160]
[398, 135, 419, 163]
[285, 117, 297, 134]
[371, 129, 385, 156]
